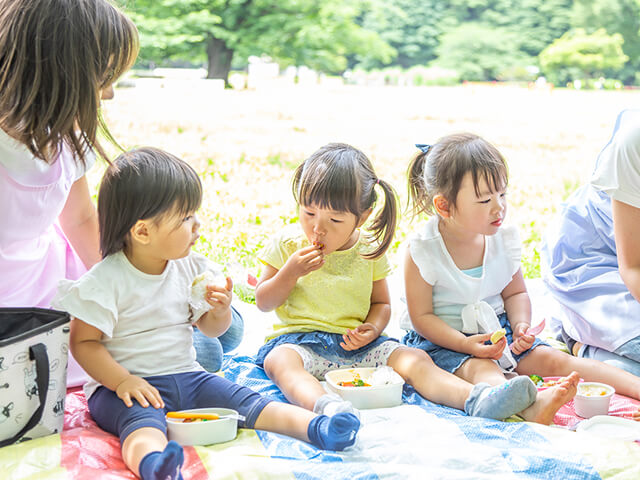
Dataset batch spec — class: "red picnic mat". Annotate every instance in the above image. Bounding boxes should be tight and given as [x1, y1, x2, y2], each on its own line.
[62, 388, 210, 480]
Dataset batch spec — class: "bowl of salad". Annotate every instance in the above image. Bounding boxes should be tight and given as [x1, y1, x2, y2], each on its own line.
[324, 367, 404, 409]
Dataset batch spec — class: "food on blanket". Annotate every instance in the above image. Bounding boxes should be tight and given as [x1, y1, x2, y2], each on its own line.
[166, 408, 239, 446]
[338, 379, 370, 387]
[529, 374, 544, 386]
[574, 382, 614, 418]
[167, 411, 221, 421]
[530, 376, 571, 388]
[490, 328, 507, 344]
[338, 371, 371, 387]
[325, 367, 404, 409]
[525, 318, 546, 336]
[578, 384, 612, 397]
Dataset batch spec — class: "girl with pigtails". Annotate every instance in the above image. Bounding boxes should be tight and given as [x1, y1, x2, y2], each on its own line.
[255, 142, 539, 422]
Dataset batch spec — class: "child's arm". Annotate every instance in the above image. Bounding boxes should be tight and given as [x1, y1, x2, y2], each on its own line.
[194, 276, 233, 337]
[501, 268, 535, 355]
[404, 249, 506, 359]
[613, 199, 640, 302]
[58, 176, 101, 269]
[255, 244, 324, 311]
[340, 278, 390, 351]
[70, 318, 164, 408]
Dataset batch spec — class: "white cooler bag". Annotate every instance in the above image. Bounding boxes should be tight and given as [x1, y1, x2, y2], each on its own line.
[0, 307, 70, 446]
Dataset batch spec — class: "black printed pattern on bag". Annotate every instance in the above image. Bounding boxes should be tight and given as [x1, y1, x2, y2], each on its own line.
[24, 365, 38, 399]
[0, 402, 14, 424]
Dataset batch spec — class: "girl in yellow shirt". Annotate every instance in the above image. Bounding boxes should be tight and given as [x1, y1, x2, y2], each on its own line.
[254, 143, 561, 422]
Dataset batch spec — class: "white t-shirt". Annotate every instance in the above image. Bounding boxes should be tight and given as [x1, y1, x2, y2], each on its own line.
[591, 109, 640, 208]
[399, 217, 521, 333]
[53, 251, 216, 399]
[0, 129, 94, 185]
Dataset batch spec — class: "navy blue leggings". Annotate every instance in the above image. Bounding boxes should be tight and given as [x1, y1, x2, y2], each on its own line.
[87, 370, 272, 443]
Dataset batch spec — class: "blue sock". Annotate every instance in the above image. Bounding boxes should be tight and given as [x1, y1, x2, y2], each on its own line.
[138, 440, 184, 480]
[307, 413, 360, 450]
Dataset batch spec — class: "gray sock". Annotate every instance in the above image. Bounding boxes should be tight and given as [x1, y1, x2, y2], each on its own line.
[464, 376, 537, 420]
[313, 393, 360, 418]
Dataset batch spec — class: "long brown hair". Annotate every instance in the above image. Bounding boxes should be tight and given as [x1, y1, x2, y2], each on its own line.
[0, 0, 139, 164]
[407, 133, 508, 218]
[293, 143, 398, 260]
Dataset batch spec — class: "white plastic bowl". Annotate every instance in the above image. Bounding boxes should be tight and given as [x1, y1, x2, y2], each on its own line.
[574, 382, 615, 419]
[166, 408, 238, 446]
[324, 367, 404, 409]
[576, 415, 640, 441]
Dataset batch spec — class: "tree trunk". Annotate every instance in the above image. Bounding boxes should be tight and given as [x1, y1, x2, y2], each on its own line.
[206, 36, 234, 85]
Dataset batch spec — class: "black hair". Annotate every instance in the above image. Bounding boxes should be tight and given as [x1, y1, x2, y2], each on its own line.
[98, 147, 202, 257]
[407, 133, 508, 217]
[293, 142, 398, 259]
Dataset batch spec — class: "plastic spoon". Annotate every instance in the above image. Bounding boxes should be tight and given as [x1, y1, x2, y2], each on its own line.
[526, 318, 546, 336]
[510, 318, 546, 352]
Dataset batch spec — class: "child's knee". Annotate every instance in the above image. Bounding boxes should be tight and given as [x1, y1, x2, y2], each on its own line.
[387, 347, 431, 378]
[263, 346, 302, 378]
[529, 346, 566, 371]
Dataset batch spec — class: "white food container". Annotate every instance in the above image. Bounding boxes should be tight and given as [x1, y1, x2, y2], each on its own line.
[166, 408, 238, 446]
[576, 415, 640, 441]
[324, 367, 404, 409]
[573, 382, 615, 419]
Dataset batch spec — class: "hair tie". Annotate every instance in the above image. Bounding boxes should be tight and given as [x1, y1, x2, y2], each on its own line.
[415, 144, 431, 154]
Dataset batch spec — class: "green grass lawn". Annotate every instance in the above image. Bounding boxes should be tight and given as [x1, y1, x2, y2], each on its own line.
[96, 80, 636, 296]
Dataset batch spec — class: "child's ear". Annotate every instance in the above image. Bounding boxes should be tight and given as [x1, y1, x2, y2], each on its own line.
[130, 220, 151, 245]
[356, 208, 373, 228]
[433, 195, 451, 218]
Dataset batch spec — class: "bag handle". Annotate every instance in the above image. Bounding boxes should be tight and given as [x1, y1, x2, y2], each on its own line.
[0, 343, 50, 447]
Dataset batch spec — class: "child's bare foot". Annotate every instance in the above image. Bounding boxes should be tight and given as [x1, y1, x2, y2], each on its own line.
[520, 372, 580, 425]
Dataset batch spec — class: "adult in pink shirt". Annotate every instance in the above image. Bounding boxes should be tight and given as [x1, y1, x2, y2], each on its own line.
[0, 0, 139, 386]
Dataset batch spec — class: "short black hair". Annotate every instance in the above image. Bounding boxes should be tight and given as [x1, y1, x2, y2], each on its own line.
[98, 147, 202, 257]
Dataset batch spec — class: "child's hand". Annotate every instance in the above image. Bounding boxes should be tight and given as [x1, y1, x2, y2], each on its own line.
[115, 374, 164, 409]
[340, 323, 380, 351]
[510, 323, 535, 355]
[464, 333, 506, 360]
[282, 245, 324, 279]
[205, 276, 233, 314]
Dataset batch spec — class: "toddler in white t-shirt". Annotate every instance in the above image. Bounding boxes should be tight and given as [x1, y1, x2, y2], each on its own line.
[55, 147, 361, 480]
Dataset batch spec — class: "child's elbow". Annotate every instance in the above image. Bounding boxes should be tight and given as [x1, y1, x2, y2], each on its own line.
[254, 292, 272, 312]
[255, 297, 270, 312]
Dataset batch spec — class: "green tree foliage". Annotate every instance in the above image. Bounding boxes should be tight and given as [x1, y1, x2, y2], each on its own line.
[126, 0, 393, 83]
[357, 0, 453, 69]
[539, 28, 628, 85]
[357, 0, 572, 77]
[570, 0, 640, 83]
[434, 23, 528, 81]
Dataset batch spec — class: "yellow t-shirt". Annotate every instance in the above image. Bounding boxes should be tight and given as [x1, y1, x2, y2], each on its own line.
[259, 226, 393, 341]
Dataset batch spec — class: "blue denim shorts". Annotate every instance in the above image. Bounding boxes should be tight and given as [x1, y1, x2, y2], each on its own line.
[402, 312, 547, 373]
[87, 371, 272, 443]
[614, 336, 640, 363]
[254, 331, 398, 367]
